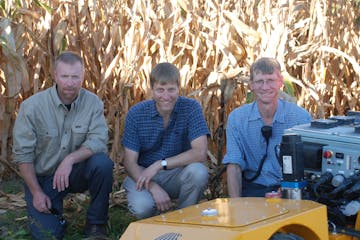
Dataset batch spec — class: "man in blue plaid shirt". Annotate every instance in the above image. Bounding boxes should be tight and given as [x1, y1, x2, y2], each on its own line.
[122, 62, 210, 219]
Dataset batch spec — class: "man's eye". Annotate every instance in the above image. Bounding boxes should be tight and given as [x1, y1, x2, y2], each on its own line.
[254, 79, 277, 86]
[255, 80, 264, 85]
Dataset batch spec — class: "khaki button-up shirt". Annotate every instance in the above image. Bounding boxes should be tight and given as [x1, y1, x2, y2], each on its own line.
[13, 85, 108, 175]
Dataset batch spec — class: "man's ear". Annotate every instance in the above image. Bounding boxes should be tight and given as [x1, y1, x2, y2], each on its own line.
[249, 82, 254, 91]
[278, 73, 284, 87]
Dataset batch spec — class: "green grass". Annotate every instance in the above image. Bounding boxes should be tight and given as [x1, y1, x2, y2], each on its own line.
[0, 209, 29, 240]
[0, 178, 136, 240]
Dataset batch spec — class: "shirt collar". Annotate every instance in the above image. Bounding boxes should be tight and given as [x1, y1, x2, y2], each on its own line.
[249, 99, 286, 124]
[50, 84, 63, 107]
[50, 84, 82, 109]
[150, 96, 181, 118]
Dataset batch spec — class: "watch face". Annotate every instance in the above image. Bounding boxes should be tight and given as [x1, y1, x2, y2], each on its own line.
[161, 160, 167, 170]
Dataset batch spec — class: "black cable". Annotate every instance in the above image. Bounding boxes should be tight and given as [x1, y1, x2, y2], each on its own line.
[311, 172, 333, 198]
[244, 126, 272, 182]
[344, 180, 360, 199]
[211, 126, 272, 184]
[328, 173, 360, 198]
[337, 227, 360, 238]
[244, 145, 268, 182]
[328, 221, 360, 238]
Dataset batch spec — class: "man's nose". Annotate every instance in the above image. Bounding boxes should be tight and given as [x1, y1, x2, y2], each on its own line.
[162, 91, 171, 99]
[65, 76, 79, 83]
[65, 77, 75, 85]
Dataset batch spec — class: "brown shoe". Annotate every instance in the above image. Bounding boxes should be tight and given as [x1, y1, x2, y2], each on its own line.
[83, 222, 108, 239]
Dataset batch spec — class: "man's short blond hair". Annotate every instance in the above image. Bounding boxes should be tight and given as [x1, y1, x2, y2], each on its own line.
[250, 57, 281, 82]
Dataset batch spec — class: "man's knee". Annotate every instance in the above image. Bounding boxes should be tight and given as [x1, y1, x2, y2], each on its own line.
[182, 162, 209, 185]
[129, 198, 156, 219]
[89, 153, 114, 174]
[123, 177, 157, 219]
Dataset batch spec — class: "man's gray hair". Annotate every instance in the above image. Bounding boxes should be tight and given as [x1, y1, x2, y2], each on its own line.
[150, 62, 180, 88]
[55, 51, 83, 69]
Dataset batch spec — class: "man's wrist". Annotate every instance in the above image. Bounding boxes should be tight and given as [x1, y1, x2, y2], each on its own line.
[160, 158, 167, 170]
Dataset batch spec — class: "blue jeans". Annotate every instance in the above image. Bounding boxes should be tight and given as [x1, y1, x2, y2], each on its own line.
[242, 181, 280, 197]
[123, 162, 208, 219]
[24, 153, 114, 240]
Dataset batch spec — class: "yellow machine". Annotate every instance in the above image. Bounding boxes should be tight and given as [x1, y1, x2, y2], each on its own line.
[120, 197, 330, 240]
[120, 197, 360, 240]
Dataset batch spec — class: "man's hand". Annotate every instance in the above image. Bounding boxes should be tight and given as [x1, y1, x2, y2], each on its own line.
[18, 163, 52, 213]
[148, 183, 172, 212]
[52, 147, 93, 192]
[136, 161, 161, 190]
[33, 191, 52, 213]
[53, 159, 73, 192]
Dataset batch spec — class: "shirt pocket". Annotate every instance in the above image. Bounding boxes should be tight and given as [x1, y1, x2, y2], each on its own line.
[36, 128, 59, 156]
[72, 124, 89, 147]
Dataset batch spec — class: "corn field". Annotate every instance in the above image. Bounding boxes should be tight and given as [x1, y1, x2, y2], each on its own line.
[1, 0, 360, 195]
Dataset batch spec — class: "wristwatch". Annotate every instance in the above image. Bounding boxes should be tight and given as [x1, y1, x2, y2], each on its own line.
[161, 158, 167, 170]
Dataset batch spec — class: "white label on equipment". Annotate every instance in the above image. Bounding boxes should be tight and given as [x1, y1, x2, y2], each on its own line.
[283, 156, 293, 174]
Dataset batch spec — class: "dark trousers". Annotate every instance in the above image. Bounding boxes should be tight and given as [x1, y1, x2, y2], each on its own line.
[242, 181, 280, 197]
[24, 153, 114, 240]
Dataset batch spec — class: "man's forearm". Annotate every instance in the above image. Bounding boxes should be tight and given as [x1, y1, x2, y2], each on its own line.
[123, 159, 144, 182]
[63, 146, 93, 165]
[19, 163, 42, 195]
[162, 135, 208, 169]
[227, 164, 242, 198]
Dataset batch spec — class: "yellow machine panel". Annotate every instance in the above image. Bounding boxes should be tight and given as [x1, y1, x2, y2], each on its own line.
[120, 197, 329, 240]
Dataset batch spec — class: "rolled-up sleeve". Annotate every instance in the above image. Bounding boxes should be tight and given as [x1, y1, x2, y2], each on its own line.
[12, 102, 36, 164]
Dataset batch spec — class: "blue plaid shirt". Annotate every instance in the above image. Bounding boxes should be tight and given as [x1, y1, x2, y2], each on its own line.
[222, 99, 311, 186]
[122, 96, 210, 167]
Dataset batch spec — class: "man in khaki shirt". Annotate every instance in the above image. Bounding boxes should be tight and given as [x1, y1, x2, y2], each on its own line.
[13, 51, 113, 239]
